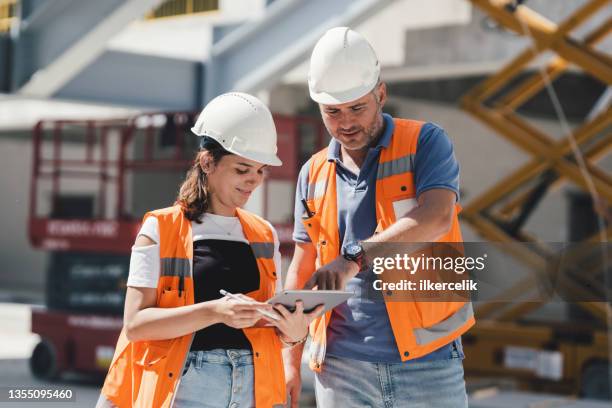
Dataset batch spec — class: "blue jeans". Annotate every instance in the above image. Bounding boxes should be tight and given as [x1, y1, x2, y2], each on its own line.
[174, 349, 254, 408]
[315, 350, 468, 408]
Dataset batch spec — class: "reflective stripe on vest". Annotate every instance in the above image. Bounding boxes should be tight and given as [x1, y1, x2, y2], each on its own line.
[160, 258, 191, 277]
[413, 302, 474, 345]
[376, 153, 414, 179]
[250, 242, 275, 259]
[307, 180, 328, 201]
[99, 205, 286, 407]
[304, 118, 475, 371]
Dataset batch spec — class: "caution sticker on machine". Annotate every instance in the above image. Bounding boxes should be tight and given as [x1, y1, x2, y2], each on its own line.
[67, 315, 123, 330]
[47, 220, 119, 238]
[96, 346, 115, 368]
[504, 346, 563, 380]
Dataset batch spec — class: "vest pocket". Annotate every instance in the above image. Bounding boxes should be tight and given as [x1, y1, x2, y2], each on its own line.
[157, 277, 187, 308]
[135, 341, 172, 367]
[414, 302, 465, 332]
[301, 210, 321, 245]
[133, 341, 174, 406]
[158, 289, 185, 308]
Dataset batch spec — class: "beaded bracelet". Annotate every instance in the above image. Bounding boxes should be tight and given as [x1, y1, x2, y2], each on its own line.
[279, 333, 308, 348]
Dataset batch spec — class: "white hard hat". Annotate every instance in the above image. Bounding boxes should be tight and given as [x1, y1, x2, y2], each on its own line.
[191, 92, 282, 166]
[308, 27, 380, 105]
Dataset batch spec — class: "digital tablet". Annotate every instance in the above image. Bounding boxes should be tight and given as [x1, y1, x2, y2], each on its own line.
[267, 290, 353, 313]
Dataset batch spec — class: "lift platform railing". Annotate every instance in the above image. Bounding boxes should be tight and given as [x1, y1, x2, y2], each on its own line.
[460, 0, 611, 397]
[0, 0, 18, 33]
[28, 112, 327, 254]
[462, 0, 611, 321]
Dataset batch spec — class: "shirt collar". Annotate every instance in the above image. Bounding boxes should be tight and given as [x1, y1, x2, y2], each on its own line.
[327, 113, 394, 162]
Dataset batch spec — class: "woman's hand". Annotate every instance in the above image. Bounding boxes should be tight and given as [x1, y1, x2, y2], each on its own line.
[272, 301, 325, 343]
[212, 294, 275, 329]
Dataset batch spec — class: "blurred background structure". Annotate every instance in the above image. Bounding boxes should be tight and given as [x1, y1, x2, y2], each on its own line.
[0, 0, 610, 406]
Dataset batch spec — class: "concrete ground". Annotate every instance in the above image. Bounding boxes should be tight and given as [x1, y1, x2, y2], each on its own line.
[0, 303, 101, 407]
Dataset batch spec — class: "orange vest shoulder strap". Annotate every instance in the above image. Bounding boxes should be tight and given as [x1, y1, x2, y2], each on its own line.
[144, 205, 192, 260]
[380, 118, 424, 163]
[235, 208, 274, 243]
[308, 147, 331, 182]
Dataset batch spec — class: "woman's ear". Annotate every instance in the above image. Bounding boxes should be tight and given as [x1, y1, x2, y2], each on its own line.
[198, 151, 213, 174]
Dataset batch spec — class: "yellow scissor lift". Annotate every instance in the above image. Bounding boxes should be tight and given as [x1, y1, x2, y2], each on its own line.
[460, 0, 612, 399]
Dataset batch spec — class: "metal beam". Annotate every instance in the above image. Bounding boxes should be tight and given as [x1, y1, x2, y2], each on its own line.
[204, 0, 397, 102]
[495, 17, 612, 111]
[54, 50, 202, 110]
[469, 0, 612, 84]
[15, 0, 164, 97]
[465, 104, 612, 202]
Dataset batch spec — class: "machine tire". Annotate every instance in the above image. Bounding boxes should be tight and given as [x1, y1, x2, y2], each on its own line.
[29, 339, 59, 380]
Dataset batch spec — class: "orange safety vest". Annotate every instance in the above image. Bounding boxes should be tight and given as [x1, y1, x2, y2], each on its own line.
[98, 205, 286, 408]
[301, 118, 475, 371]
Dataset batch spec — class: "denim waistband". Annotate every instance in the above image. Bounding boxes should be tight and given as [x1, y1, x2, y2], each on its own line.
[186, 349, 253, 369]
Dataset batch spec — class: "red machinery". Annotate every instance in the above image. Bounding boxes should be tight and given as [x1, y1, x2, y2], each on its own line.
[28, 112, 327, 378]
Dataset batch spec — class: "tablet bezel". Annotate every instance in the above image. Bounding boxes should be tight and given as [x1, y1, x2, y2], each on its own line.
[267, 290, 353, 313]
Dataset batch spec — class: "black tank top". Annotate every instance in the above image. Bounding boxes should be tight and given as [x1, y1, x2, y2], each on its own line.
[190, 239, 260, 351]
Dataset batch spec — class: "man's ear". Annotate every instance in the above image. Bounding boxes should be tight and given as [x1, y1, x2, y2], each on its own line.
[377, 82, 387, 106]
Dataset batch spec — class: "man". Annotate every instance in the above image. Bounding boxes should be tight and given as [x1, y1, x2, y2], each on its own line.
[283, 27, 474, 407]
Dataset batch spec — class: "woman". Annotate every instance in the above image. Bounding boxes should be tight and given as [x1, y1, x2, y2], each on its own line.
[98, 93, 322, 408]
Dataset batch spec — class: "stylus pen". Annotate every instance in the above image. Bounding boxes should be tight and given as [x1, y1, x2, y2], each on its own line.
[219, 289, 280, 321]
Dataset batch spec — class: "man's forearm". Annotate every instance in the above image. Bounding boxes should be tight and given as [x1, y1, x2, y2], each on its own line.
[282, 243, 317, 365]
[282, 341, 306, 369]
[283, 259, 306, 376]
[362, 201, 452, 262]
[285, 243, 317, 290]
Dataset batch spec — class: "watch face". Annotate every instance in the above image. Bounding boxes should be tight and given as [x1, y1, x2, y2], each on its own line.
[346, 243, 362, 256]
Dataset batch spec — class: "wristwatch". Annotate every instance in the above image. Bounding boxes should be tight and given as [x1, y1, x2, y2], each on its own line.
[342, 241, 365, 269]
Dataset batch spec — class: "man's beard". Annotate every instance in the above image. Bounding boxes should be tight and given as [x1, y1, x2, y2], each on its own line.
[341, 108, 383, 151]
[363, 109, 384, 148]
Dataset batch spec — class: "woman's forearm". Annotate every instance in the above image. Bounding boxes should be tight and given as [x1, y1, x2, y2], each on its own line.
[125, 300, 220, 342]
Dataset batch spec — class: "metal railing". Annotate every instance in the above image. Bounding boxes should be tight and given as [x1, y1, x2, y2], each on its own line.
[146, 0, 218, 20]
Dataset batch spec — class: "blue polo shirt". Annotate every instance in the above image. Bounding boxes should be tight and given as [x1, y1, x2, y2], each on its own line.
[292, 113, 464, 363]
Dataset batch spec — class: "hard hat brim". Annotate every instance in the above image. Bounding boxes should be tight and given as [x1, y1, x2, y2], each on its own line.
[309, 82, 377, 105]
[193, 131, 283, 166]
[233, 149, 283, 167]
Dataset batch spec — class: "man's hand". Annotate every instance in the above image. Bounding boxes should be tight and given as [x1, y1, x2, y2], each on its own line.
[303, 255, 360, 290]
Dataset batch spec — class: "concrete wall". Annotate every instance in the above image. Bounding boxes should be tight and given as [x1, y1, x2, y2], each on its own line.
[0, 134, 47, 299]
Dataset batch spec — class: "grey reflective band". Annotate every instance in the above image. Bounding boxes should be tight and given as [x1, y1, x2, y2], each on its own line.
[251, 242, 274, 259]
[377, 154, 414, 180]
[413, 302, 474, 345]
[160, 258, 191, 278]
[307, 180, 327, 200]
